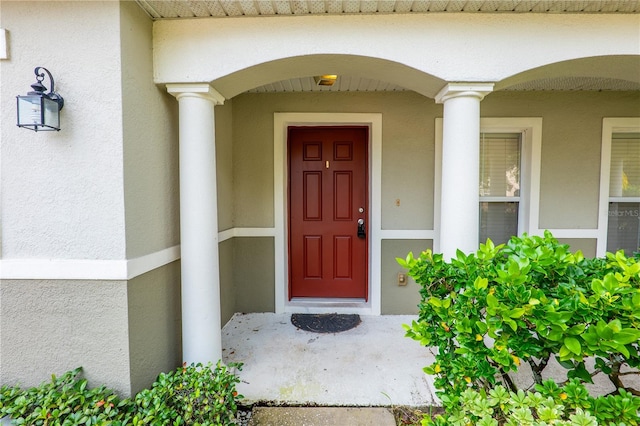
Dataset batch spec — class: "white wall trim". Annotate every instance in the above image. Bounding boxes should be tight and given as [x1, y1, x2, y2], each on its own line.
[274, 113, 383, 315]
[542, 229, 600, 239]
[0, 227, 276, 281]
[0, 223, 420, 282]
[0, 245, 181, 281]
[218, 227, 276, 243]
[379, 230, 436, 240]
[597, 117, 640, 256]
[0, 28, 8, 60]
[126, 245, 181, 279]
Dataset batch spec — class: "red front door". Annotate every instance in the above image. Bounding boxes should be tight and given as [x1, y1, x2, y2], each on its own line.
[288, 126, 369, 299]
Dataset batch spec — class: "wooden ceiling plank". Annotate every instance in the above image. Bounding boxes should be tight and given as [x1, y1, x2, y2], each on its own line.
[273, 0, 293, 14]
[186, 0, 212, 16]
[308, 1, 327, 13]
[395, 1, 415, 12]
[237, 0, 260, 15]
[256, 1, 276, 14]
[292, 0, 310, 14]
[410, 0, 431, 12]
[203, 1, 228, 16]
[446, 1, 467, 12]
[359, 1, 379, 13]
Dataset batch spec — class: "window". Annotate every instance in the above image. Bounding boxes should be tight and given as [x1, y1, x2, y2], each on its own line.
[479, 133, 522, 245]
[607, 132, 640, 255]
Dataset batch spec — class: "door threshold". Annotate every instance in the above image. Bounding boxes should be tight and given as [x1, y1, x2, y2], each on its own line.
[285, 298, 372, 315]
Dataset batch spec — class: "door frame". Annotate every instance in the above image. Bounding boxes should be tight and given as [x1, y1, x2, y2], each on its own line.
[274, 113, 382, 315]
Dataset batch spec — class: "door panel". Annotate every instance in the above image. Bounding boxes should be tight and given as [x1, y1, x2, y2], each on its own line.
[288, 126, 368, 299]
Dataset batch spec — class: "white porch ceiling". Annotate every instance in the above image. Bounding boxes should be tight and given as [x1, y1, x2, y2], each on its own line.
[246, 75, 408, 93]
[245, 75, 640, 92]
[136, 1, 640, 19]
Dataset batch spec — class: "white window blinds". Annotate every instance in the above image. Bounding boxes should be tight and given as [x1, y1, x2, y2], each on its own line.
[607, 133, 640, 255]
[479, 133, 521, 245]
[609, 133, 640, 198]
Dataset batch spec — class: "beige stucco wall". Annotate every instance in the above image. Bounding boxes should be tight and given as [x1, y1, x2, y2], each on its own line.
[127, 262, 181, 394]
[219, 237, 275, 325]
[216, 100, 234, 231]
[229, 90, 639, 315]
[216, 98, 235, 325]
[121, 1, 180, 258]
[0, 1, 186, 396]
[558, 238, 597, 257]
[219, 239, 236, 325]
[234, 238, 275, 314]
[381, 240, 432, 315]
[482, 91, 640, 231]
[0, 1, 127, 259]
[232, 91, 438, 229]
[230, 90, 639, 235]
[1, 263, 182, 396]
[0, 279, 131, 394]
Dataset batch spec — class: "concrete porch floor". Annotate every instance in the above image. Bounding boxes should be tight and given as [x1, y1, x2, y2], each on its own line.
[221, 313, 439, 407]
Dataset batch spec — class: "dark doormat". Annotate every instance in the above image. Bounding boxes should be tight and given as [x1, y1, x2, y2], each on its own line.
[291, 313, 361, 333]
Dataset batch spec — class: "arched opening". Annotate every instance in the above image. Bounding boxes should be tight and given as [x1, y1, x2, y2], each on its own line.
[211, 54, 446, 99]
[496, 55, 640, 92]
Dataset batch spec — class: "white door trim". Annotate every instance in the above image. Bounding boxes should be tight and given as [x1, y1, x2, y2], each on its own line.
[274, 113, 383, 315]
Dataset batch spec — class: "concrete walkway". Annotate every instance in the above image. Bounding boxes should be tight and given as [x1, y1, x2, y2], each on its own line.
[248, 406, 396, 426]
[221, 313, 439, 407]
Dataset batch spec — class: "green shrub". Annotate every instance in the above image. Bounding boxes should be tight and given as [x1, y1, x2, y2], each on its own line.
[0, 367, 133, 425]
[397, 231, 640, 420]
[0, 361, 243, 425]
[425, 380, 640, 426]
[133, 361, 243, 425]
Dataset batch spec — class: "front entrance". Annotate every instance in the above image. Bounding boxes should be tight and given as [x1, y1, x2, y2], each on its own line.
[288, 126, 369, 299]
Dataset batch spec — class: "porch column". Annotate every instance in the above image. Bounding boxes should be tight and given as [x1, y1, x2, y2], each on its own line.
[167, 83, 225, 364]
[435, 83, 493, 260]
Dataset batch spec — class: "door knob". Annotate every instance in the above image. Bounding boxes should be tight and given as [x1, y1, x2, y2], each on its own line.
[357, 218, 366, 239]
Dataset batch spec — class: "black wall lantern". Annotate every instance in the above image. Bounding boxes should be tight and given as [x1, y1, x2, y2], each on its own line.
[17, 67, 64, 131]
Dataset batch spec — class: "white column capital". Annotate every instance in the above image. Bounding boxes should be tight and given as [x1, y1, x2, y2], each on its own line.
[435, 83, 494, 104]
[166, 83, 225, 105]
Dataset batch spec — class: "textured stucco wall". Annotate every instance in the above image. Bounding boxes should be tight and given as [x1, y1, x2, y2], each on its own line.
[233, 237, 275, 314]
[0, 279, 131, 394]
[216, 100, 234, 231]
[382, 239, 432, 315]
[120, 1, 180, 258]
[229, 90, 639, 315]
[482, 91, 640, 230]
[0, 1, 126, 259]
[0, 1, 185, 396]
[127, 262, 181, 394]
[558, 238, 597, 257]
[232, 91, 437, 229]
[220, 237, 273, 324]
[219, 239, 236, 325]
[230, 91, 639, 234]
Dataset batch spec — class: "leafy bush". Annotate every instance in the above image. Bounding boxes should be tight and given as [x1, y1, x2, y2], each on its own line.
[398, 231, 640, 420]
[0, 362, 243, 425]
[0, 367, 133, 425]
[426, 380, 640, 426]
[133, 362, 243, 425]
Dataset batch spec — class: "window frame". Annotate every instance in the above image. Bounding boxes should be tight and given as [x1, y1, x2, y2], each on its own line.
[597, 118, 640, 256]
